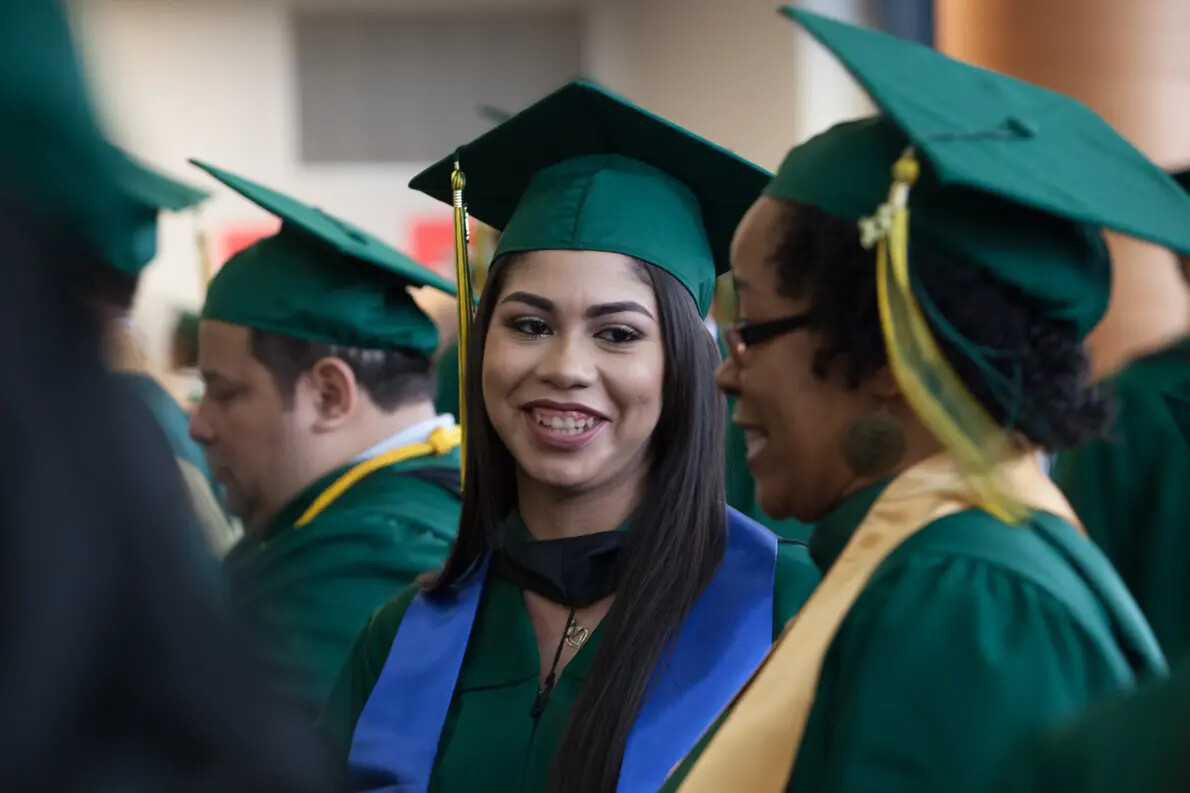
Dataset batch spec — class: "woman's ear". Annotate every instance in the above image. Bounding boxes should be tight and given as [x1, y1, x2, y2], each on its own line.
[308, 356, 358, 431]
[868, 365, 902, 402]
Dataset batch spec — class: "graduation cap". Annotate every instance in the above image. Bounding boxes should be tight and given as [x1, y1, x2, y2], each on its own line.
[0, 0, 145, 269]
[192, 161, 455, 355]
[770, 8, 1190, 522]
[410, 80, 771, 318]
[109, 153, 211, 273]
[771, 8, 1190, 337]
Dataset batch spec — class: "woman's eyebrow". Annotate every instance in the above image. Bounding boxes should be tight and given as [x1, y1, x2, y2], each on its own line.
[586, 301, 654, 320]
[500, 291, 555, 312]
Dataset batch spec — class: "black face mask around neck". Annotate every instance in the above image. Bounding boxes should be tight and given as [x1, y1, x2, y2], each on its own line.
[491, 525, 624, 608]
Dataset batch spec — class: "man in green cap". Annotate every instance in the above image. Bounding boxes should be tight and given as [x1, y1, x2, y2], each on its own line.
[1051, 169, 1190, 661]
[187, 161, 463, 714]
[86, 155, 239, 555]
[663, 8, 1190, 793]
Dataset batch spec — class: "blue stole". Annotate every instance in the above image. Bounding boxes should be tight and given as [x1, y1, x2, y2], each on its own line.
[348, 507, 778, 793]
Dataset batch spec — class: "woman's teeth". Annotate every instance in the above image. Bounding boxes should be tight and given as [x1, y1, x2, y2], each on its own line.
[535, 412, 597, 434]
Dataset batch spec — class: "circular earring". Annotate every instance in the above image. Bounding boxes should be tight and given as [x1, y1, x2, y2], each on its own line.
[843, 407, 907, 477]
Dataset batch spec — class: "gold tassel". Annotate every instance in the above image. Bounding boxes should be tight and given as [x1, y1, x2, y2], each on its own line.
[451, 158, 474, 483]
[862, 149, 1026, 524]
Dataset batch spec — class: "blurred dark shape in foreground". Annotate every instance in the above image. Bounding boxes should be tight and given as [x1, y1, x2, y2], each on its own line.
[0, 191, 346, 793]
[0, 1, 344, 791]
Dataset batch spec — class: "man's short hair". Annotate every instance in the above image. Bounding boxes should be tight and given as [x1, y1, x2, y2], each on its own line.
[249, 328, 434, 413]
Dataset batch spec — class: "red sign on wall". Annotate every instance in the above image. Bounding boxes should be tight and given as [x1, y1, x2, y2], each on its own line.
[410, 215, 459, 277]
[216, 221, 281, 267]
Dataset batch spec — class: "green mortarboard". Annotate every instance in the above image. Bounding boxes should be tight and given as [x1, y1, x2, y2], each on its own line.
[109, 153, 211, 273]
[409, 80, 771, 317]
[769, 7, 1190, 338]
[192, 160, 455, 355]
[0, 0, 144, 267]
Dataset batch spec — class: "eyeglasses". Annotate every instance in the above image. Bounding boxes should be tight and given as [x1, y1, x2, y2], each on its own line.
[723, 314, 811, 365]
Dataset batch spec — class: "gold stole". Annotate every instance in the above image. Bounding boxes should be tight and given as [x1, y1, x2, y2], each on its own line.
[675, 452, 1081, 793]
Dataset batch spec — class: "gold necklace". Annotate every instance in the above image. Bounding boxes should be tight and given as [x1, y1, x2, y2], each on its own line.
[564, 619, 591, 649]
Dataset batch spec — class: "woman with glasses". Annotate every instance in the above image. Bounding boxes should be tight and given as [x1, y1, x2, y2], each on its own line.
[662, 10, 1183, 793]
[321, 81, 820, 793]
[713, 283, 811, 542]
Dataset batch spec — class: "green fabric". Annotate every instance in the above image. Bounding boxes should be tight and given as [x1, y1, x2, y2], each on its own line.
[225, 447, 462, 713]
[1052, 338, 1190, 659]
[110, 153, 209, 273]
[193, 160, 454, 354]
[769, 9, 1190, 336]
[174, 310, 200, 352]
[660, 484, 1166, 793]
[0, 0, 144, 271]
[716, 332, 810, 540]
[409, 81, 771, 317]
[115, 371, 218, 492]
[320, 539, 820, 788]
[1001, 660, 1190, 793]
[434, 342, 460, 421]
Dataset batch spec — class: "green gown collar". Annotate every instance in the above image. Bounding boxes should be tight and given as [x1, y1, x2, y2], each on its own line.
[259, 464, 351, 542]
[808, 479, 892, 573]
[457, 576, 607, 690]
[501, 509, 633, 540]
[458, 510, 630, 690]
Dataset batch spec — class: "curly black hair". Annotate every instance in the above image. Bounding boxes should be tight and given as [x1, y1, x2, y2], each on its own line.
[769, 200, 1113, 452]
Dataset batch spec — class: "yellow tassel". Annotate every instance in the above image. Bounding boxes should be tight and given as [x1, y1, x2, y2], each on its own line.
[867, 149, 1027, 524]
[451, 159, 474, 485]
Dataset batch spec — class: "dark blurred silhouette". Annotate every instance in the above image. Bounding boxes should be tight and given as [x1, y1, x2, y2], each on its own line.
[0, 0, 344, 790]
[0, 191, 349, 793]
[0, 198, 346, 793]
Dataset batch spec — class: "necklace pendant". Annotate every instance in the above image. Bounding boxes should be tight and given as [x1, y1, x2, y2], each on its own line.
[564, 623, 590, 650]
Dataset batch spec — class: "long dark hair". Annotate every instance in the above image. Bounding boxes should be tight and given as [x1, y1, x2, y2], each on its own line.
[424, 253, 727, 793]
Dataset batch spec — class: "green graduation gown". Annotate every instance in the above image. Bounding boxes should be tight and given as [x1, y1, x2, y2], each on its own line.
[320, 538, 820, 792]
[1052, 337, 1190, 659]
[715, 332, 811, 541]
[434, 342, 460, 422]
[225, 447, 461, 713]
[661, 481, 1166, 793]
[1001, 660, 1190, 793]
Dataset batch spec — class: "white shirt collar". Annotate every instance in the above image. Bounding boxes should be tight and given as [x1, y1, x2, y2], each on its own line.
[353, 414, 457, 462]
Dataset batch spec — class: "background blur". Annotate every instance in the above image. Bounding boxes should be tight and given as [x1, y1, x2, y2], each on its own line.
[67, 0, 1190, 379]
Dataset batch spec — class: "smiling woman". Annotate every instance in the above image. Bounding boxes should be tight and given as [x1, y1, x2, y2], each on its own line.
[482, 251, 664, 499]
[661, 10, 1190, 793]
[320, 82, 822, 793]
